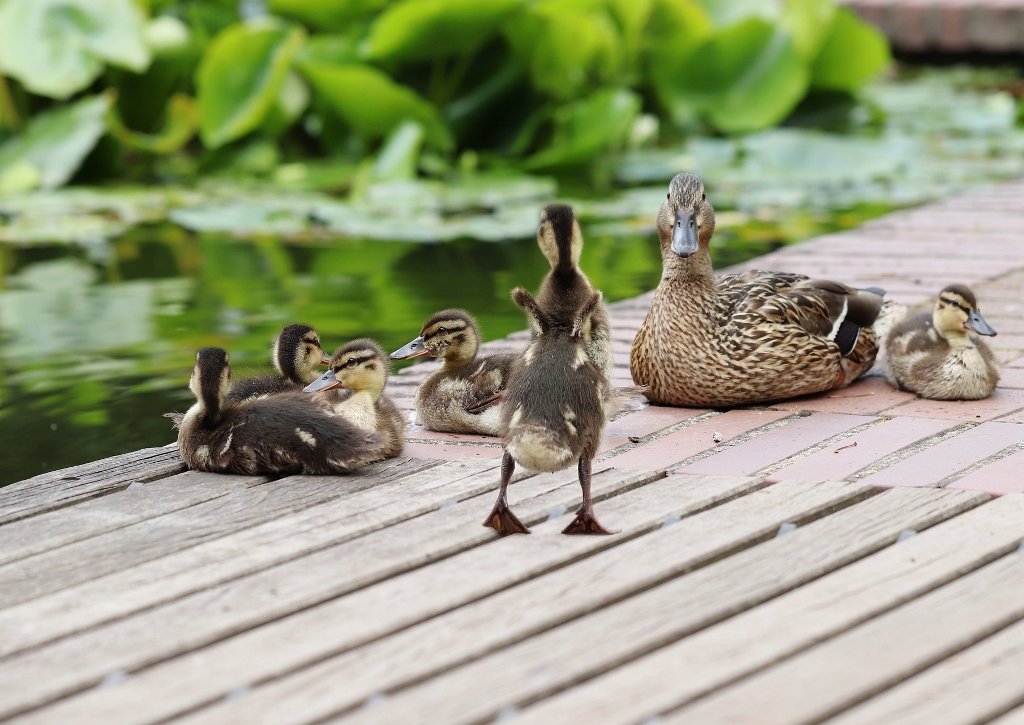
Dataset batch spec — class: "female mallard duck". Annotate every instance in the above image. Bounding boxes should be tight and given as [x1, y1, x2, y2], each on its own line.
[225, 323, 330, 403]
[176, 348, 384, 475]
[389, 310, 517, 436]
[484, 204, 617, 536]
[884, 284, 999, 400]
[630, 173, 888, 407]
[304, 339, 405, 459]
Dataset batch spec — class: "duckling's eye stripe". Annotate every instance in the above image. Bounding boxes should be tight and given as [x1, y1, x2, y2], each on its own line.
[425, 323, 467, 339]
[939, 296, 968, 312]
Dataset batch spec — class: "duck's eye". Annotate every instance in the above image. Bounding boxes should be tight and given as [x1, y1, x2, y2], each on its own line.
[347, 358, 357, 367]
[666, 193, 670, 200]
[438, 327, 448, 336]
[701, 193, 705, 201]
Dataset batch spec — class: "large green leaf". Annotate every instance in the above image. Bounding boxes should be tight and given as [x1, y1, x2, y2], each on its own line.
[363, 0, 525, 62]
[645, 0, 713, 107]
[780, 0, 836, 61]
[660, 19, 809, 134]
[268, 0, 387, 30]
[0, 0, 151, 99]
[196, 20, 306, 148]
[505, 0, 623, 100]
[105, 93, 198, 154]
[0, 94, 110, 192]
[811, 7, 890, 91]
[299, 60, 452, 149]
[523, 88, 640, 170]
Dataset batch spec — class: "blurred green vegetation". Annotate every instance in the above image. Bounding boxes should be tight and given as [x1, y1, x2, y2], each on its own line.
[0, 0, 892, 192]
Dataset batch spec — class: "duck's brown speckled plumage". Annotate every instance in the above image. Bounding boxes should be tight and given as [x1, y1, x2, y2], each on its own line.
[305, 339, 405, 459]
[630, 173, 886, 408]
[177, 348, 384, 475]
[224, 324, 331, 404]
[884, 284, 999, 400]
[390, 310, 517, 436]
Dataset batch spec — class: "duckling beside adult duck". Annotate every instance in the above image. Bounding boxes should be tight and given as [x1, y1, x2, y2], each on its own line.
[389, 310, 517, 436]
[630, 173, 888, 407]
[225, 323, 330, 403]
[176, 348, 384, 475]
[305, 339, 405, 459]
[884, 284, 999, 400]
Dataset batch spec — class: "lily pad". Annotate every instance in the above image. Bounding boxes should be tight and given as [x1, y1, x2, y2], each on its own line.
[811, 7, 890, 91]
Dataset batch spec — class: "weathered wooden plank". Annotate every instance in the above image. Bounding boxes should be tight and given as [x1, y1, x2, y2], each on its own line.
[0, 458, 482, 662]
[167, 479, 876, 725]
[826, 615, 1024, 725]
[513, 493, 1024, 724]
[7, 472, 760, 725]
[0, 471, 270, 567]
[0, 446, 185, 524]
[317, 487, 981, 725]
[0, 457, 441, 610]
[0, 465, 662, 720]
[990, 706, 1024, 725]
[664, 549, 1024, 725]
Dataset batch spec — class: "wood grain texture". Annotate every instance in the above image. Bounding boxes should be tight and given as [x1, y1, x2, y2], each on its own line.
[990, 706, 1024, 725]
[826, 615, 1024, 725]
[0, 446, 185, 525]
[11, 473, 761, 725]
[170, 479, 872, 725]
[666, 551, 1024, 725]
[0, 471, 268, 567]
[327, 486, 978, 725]
[0, 458, 480, 663]
[514, 491, 1023, 725]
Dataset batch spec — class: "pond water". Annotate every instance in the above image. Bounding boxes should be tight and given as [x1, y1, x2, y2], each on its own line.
[2, 66, 1023, 485]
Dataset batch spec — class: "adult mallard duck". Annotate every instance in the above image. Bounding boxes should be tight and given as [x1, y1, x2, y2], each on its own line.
[305, 339, 405, 459]
[176, 348, 384, 475]
[389, 310, 517, 436]
[630, 173, 888, 407]
[225, 323, 330, 403]
[884, 284, 999, 400]
[484, 204, 617, 536]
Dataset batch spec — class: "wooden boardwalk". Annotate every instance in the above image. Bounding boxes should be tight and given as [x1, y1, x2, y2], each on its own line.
[3, 178, 1024, 724]
[842, 0, 1024, 53]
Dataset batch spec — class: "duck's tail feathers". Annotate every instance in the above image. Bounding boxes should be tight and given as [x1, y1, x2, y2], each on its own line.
[164, 411, 185, 430]
[873, 300, 908, 342]
[505, 425, 576, 473]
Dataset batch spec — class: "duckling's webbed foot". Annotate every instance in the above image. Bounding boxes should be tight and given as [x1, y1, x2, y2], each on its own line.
[562, 458, 617, 535]
[483, 452, 531, 535]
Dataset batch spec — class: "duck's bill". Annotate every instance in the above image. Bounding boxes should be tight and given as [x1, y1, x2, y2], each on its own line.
[304, 370, 344, 392]
[319, 351, 331, 365]
[390, 336, 431, 360]
[967, 311, 997, 336]
[671, 210, 698, 258]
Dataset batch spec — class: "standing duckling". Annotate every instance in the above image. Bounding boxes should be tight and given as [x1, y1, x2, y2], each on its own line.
[884, 284, 999, 400]
[226, 323, 331, 403]
[304, 339, 405, 459]
[389, 310, 517, 435]
[176, 348, 385, 475]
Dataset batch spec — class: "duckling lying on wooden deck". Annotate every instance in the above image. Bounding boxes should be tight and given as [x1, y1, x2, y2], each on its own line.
[630, 172, 890, 407]
[484, 204, 618, 536]
[389, 310, 517, 436]
[884, 284, 999, 400]
[177, 348, 384, 475]
[305, 339, 405, 459]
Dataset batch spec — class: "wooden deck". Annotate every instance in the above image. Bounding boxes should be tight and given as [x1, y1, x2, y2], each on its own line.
[3, 178, 1024, 724]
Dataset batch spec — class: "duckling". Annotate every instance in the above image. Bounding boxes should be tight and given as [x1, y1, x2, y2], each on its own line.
[389, 310, 518, 436]
[225, 323, 331, 403]
[176, 347, 385, 475]
[884, 284, 999, 400]
[630, 173, 889, 407]
[485, 288, 616, 536]
[304, 339, 405, 459]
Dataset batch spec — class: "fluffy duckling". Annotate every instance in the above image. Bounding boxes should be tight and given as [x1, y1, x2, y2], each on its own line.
[176, 347, 385, 475]
[225, 323, 330, 403]
[884, 284, 999, 400]
[631, 173, 889, 407]
[304, 339, 405, 459]
[486, 288, 615, 536]
[389, 310, 517, 436]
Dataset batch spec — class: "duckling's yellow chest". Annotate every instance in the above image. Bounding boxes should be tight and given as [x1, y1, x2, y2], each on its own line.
[334, 392, 378, 431]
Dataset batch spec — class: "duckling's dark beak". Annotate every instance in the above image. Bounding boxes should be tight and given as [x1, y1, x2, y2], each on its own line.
[304, 370, 344, 392]
[671, 210, 698, 258]
[390, 336, 430, 360]
[966, 310, 997, 336]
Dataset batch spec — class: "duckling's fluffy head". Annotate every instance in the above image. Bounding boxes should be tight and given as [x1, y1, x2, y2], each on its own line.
[422, 309, 480, 361]
[273, 324, 330, 384]
[657, 173, 716, 260]
[191, 347, 232, 418]
[328, 338, 390, 397]
[934, 285, 997, 338]
[538, 204, 582, 275]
